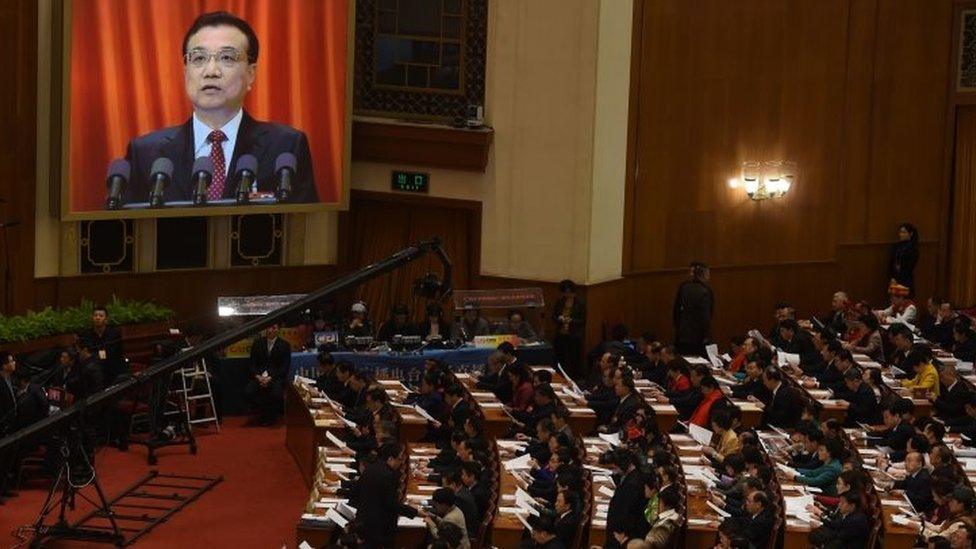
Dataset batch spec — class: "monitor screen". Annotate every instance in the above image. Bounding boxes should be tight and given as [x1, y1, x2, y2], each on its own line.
[62, 0, 350, 219]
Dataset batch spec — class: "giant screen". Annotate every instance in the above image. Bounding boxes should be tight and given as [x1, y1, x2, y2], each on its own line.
[62, 0, 350, 219]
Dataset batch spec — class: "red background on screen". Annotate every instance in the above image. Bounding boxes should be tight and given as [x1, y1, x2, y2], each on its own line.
[68, 0, 348, 212]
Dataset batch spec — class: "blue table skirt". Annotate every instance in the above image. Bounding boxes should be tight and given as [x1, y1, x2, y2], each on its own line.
[215, 344, 554, 415]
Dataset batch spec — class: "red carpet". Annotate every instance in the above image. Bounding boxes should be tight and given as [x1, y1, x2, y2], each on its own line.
[0, 417, 308, 548]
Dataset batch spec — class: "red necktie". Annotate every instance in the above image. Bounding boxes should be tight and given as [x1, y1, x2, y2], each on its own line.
[207, 130, 228, 201]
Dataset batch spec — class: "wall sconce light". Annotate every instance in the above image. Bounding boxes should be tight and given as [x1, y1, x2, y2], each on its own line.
[727, 160, 795, 201]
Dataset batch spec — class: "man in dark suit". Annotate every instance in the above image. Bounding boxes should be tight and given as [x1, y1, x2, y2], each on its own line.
[445, 471, 479, 539]
[78, 305, 125, 386]
[0, 354, 18, 434]
[604, 376, 639, 433]
[810, 491, 870, 547]
[245, 324, 291, 425]
[672, 262, 714, 355]
[553, 490, 580, 547]
[775, 319, 820, 367]
[892, 452, 934, 513]
[351, 444, 402, 548]
[868, 404, 915, 462]
[121, 11, 316, 207]
[835, 368, 881, 426]
[933, 363, 971, 421]
[760, 367, 802, 430]
[460, 461, 489, 520]
[744, 491, 774, 549]
[605, 450, 648, 548]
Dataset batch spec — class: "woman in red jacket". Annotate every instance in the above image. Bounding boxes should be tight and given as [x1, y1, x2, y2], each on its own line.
[689, 376, 724, 427]
[507, 365, 535, 411]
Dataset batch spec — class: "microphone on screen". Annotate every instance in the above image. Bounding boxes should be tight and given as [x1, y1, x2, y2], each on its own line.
[148, 157, 174, 208]
[191, 156, 215, 206]
[104, 159, 131, 210]
[274, 152, 296, 203]
[234, 154, 258, 205]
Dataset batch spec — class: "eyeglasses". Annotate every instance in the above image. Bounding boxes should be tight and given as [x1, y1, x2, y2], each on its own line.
[184, 48, 248, 69]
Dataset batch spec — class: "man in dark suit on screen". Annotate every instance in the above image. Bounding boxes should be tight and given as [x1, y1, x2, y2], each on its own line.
[121, 11, 317, 206]
[246, 324, 291, 426]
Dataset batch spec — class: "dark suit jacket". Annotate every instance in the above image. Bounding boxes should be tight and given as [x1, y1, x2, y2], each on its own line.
[351, 460, 399, 547]
[0, 375, 18, 432]
[606, 469, 648, 545]
[672, 279, 714, 348]
[249, 336, 292, 382]
[79, 325, 125, 384]
[934, 381, 971, 420]
[609, 392, 640, 431]
[837, 382, 880, 426]
[893, 469, 934, 513]
[870, 421, 914, 462]
[455, 486, 480, 537]
[761, 384, 802, 430]
[123, 111, 317, 205]
[819, 509, 870, 547]
[554, 509, 578, 547]
[779, 332, 820, 367]
[747, 507, 774, 549]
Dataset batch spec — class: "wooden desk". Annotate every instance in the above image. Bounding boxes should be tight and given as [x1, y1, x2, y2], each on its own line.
[285, 382, 348, 486]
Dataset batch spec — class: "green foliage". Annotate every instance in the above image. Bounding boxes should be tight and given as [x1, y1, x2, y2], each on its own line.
[0, 296, 174, 343]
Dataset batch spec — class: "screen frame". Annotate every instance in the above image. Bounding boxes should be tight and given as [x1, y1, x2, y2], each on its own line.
[53, 0, 353, 221]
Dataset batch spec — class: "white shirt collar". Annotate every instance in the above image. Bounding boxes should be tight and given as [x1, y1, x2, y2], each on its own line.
[193, 109, 244, 160]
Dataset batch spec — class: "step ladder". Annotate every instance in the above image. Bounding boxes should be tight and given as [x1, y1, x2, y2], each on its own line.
[174, 353, 220, 433]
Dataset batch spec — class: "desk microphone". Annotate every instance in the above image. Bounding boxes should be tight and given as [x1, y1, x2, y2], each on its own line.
[274, 152, 296, 203]
[105, 159, 130, 210]
[191, 156, 215, 206]
[234, 154, 258, 204]
[148, 158, 174, 208]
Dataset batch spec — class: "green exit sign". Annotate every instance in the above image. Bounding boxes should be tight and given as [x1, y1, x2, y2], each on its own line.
[391, 171, 430, 193]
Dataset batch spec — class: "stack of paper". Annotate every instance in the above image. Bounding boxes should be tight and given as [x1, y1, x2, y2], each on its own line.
[504, 453, 533, 471]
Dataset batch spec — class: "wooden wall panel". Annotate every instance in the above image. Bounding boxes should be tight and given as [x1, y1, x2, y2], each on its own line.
[612, 0, 956, 352]
[863, 0, 953, 242]
[629, 0, 853, 271]
[627, 0, 954, 273]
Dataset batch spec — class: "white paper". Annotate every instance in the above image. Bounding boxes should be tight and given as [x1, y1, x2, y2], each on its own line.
[325, 508, 349, 528]
[337, 501, 357, 519]
[299, 542, 314, 549]
[504, 453, 533, 471]
[706, 500, 731, 518]
[398, 516, 427, 527]
[326, 430, 347, 449]
[598, 432, 622, 447]
[706, 344, 723, 369]
[339, 415, 357, 428]
[413, 405, 436, 423]
[776, 463, 799, 477]
[598, 485, 615, 498]
[689, 423, 714, 446]
[515, 511, 533, 531]
[480, 402, 504, 409]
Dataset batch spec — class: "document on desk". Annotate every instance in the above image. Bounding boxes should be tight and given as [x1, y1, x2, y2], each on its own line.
[706, 500, 731, 518]
[398, 516, 427, 527]
[325, 508, 349, 528]
[705, 344, 723, 369]
[504, 453, 533, 471]
[413, 405, 436, 422]
[777, 351, 801, 367]
[598, 432, 622, 447]
[689, 423, 714, 446]
[325, 430, 347, 449]
[776, 463, 799, 478]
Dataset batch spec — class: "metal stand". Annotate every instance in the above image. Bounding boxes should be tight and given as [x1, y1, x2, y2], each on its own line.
[31, 418, 124, 548]
[128, 373, 196, 466]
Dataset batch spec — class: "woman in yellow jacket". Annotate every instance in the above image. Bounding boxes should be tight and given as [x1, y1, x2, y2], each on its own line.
[900, 353, 939, 397]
